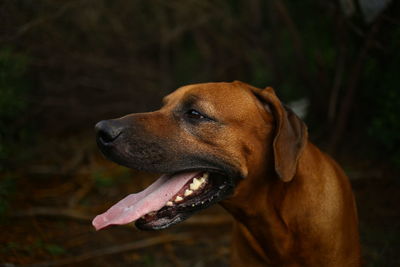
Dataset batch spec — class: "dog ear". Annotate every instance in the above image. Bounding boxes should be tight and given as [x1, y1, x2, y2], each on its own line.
[243, 83, 308, 182]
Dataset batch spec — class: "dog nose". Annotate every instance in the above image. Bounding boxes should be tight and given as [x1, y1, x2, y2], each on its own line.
[95, 120, 124, 144]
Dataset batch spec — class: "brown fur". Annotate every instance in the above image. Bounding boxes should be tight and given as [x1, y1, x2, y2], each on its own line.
[103, 81, 361, 266]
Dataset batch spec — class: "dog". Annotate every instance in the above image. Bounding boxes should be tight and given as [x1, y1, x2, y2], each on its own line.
[92, 81, 361, 266]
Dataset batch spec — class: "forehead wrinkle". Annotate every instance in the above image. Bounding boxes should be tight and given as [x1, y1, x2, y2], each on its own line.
[162, 84, 199, 106]
[182, 93, 201, 105]
[184, 92, 219, 114]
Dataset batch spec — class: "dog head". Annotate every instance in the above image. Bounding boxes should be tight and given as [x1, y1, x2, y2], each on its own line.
[92, 81, 307, 230]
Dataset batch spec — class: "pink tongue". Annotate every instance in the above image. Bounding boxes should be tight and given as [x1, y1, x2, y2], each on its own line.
[92, 171, 200, 230]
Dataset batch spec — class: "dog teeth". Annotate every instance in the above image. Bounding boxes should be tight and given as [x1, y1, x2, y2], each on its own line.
[145, 173, 212, 212]
[184, 189, 193, 196]
[168, 173, 210, 205]
[189, 173, 208, 191]
[175, 196, 183, 202]
[189, 178, 200, 190]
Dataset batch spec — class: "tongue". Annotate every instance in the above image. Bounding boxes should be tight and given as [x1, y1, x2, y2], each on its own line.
[92, 171, 200, 230]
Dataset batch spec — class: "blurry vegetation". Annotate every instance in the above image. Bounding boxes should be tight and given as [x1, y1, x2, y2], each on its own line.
[0, 174, 16, 220]
[368, 86, 400, 166]
[0, 47, 32, 171]
[362, 27, 400, 167]
[92, 165, 131, 188]
[0, 47, 32, 219]
[1, 240, 65, 257]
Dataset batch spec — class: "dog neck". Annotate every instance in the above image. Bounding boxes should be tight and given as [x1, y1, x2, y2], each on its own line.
[220, 164, 295, 264]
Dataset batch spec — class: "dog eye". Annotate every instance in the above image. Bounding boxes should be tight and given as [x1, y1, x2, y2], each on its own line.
[185, 109, 206, 120]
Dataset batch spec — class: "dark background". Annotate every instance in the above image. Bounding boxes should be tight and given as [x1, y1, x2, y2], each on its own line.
[0, 0, 399, 266]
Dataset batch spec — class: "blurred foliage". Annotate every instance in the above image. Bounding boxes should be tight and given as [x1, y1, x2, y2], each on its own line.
[42, 243, 66, 256]
[0, 240, 65, 257]
[369, 87, 400, 167]
[0, 47, 32, 171]
[0, 174, 16, 220]
[363, 27, 400, 167]
[92, 166, 131, 188]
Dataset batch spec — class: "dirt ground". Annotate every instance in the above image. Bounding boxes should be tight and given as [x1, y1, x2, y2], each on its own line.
[0, 136, 399, 267]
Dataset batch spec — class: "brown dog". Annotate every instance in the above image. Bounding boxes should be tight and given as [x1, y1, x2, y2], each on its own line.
[93, 81, 361, 266]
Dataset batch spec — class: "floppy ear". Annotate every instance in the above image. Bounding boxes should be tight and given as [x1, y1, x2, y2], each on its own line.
[242, 83, 308, 182]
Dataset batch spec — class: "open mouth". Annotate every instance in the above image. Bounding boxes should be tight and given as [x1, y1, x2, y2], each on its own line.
[92, 171, 233, 230]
